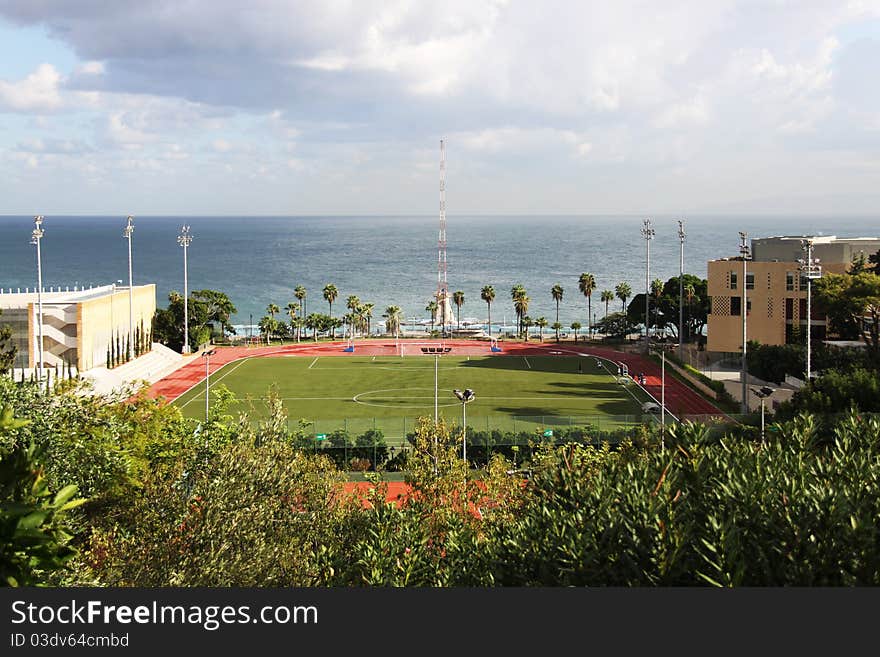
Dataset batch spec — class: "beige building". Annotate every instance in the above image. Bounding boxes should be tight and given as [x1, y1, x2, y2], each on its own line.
[707, 235, 880, 354]
[0, 283, 156, 372]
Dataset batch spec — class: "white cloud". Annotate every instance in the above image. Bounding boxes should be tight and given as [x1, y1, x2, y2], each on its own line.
[75, 61, 105, 76]
[0, 63, 63, 112]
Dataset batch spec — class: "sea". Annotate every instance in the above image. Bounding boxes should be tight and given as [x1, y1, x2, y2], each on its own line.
[0, 215, 876, 332]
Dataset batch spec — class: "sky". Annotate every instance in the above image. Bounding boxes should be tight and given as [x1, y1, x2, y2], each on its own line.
[0, 1, 878, 216]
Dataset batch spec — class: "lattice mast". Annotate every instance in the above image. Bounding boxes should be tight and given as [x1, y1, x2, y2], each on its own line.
[435, 139, 453, 330]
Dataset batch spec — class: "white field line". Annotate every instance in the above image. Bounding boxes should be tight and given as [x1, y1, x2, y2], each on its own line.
[523, 357, 531, 369]
[308, 357, 319, 369]
[552, 347, 678, 422]
[177, 358, 253, 409]
[372, 356, 376, 361]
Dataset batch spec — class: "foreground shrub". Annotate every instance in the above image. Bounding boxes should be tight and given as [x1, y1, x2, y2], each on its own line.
[77, 442, 354, 586]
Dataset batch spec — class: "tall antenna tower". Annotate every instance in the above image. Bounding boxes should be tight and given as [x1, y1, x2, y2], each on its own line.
[435, 139, 453, 331]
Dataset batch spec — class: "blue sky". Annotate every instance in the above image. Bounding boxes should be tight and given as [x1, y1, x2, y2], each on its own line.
[0, 1, 878, 215]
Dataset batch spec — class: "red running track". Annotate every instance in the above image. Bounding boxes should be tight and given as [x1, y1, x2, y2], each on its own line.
[144, 339, 726, 420]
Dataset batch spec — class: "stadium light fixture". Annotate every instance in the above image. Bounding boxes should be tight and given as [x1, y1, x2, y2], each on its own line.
[177, 225, 193, 354]
[739, 232, 751, 415]
[123, 216, 135, 359]
[453, 388, 476, 466]
[202, 349, 217, 420]
[641, 219, 655, 355]
[751, 385, 775, 444]
[31, 215, 45, 380]
[798, 239, 822, 383]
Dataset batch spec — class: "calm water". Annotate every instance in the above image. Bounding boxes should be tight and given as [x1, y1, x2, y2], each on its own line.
[0, 215, 876, 330]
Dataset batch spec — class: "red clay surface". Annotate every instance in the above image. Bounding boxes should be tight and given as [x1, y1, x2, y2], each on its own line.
[343, 481, 410, 506]
[145, 339, 726, 420]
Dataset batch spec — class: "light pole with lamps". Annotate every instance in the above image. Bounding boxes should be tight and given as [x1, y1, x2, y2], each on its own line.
[177, 225, 193, 354]
[798, 239, 822, 382]
[123, 216, 135, 357]
[31, 216, 45, 380]
[739, 232, 751, 415]
[202, 349, 217, 421]
[751, 386, 775, 443]
[678, 220, 686, 360]
[641, 218, 655, 355]
[453, 388, 475, 465]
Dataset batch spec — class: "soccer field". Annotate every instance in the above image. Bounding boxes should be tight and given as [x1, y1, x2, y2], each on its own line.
[173, 354, 657, 440]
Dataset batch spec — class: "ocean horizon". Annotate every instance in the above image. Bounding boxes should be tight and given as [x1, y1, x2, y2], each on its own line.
[1, 214, 877, 331]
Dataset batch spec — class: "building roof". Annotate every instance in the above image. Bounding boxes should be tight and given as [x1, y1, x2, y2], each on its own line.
[0, 284, 152, 309]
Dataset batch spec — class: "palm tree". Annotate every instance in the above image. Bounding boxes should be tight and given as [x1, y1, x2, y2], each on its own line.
[286, 302, 299, 341]
[383, 305, 403, 339]
[535, 316, 548, 342]
[266, 303, 280, 319]
[570, 321, 582, 343]
[481, 285, 495, 339]
[615, 282, 632, 314]
[258, 315, 277, 345]
[452, 290, 465, 332]
[511, 285, 527, 337]
[522, 315, 534, 342]
[323, 284, 338, 338]
[362, 302, 375, 337]
[551, 284, 564, 340]
[601, 289, 614, 318]
[346, 295, 360, 336]
[305, 313, 320, 342]
[578, 273, 596, 340]
[650, 278, 665, 337]
[426, 300, 438, 335]
[294, 285, 307, 336]
[551, 322, 562, 342]
[684, 283, 696, 342]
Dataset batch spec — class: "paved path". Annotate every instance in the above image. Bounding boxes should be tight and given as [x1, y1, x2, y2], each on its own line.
[145, 339, 727, 420]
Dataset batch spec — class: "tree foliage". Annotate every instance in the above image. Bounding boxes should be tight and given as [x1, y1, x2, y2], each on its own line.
[0, 308, 15, 374]
[152, 289, 238, 352]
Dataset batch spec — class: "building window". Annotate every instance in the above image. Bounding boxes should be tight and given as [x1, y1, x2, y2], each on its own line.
[746, 273, 754, 290]
[731, 296, 741, 316]
[799, 298, 807, 318]
[786, 272, 794, 291]
[800, 274, 809, 290]
[785, 298, 793, 320]
[730, 272, 737, 290]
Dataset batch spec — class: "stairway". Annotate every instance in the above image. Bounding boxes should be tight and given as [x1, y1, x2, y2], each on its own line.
[81, 344, 185, 397]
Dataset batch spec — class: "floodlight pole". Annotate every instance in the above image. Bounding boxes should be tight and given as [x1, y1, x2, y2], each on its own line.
[123, 215, 135, 356]
[641, 219, 655, 355]
[678, 220, 686, 360]
[31, 216, 45, 380]
[434, 354, 439, 424]
[799, 239, 821, 383]
[178, 226, 193, 354]
[760, 396, 765, 443]
[661, 348, 666, 438]
[462, 397, 467, 465]
[203, 349, 216, 421]
[739, 232, 750, 415]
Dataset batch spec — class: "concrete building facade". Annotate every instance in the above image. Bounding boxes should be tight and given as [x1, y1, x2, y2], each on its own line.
[707, 235, 880, 354]
[0, 283, 156, 372]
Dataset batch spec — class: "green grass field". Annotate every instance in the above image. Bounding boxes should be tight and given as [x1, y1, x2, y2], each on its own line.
[173, 354, 657, 441]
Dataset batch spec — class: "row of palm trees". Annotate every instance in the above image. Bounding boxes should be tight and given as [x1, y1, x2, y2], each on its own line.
[416, 277, 637, 342]
[259, 283, 407, 343]
[471, 278, 635, 341]
[258, 273, 688, 344]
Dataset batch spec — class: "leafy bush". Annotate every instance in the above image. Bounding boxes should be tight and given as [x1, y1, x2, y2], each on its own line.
[0, 405, 85, 586]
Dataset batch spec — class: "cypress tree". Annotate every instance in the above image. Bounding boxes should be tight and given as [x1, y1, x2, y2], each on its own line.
[107, 345, 111, 369]
[126, 335, 131, 362]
